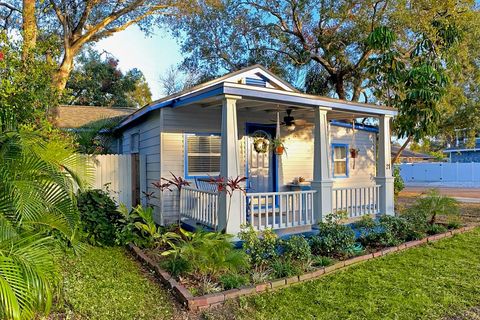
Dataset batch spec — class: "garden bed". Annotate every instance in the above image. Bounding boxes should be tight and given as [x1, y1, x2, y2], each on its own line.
[129, 225, 477, 311]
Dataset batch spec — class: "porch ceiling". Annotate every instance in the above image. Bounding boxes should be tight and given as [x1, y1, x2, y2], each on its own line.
[195, 98, 380, 121]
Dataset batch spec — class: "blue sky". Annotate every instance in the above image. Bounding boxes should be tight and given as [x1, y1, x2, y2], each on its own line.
[95, 26, 182, 100]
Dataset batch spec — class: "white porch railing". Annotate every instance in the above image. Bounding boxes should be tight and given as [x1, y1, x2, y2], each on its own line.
[245, 190, 316, 231]
[332, 185, 381, 218]
[180, 187, 219, 229]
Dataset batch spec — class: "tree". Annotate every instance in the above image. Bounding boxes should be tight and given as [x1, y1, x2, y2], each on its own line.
[0, 33, 59, 126]
[1, 0, 199, 90]
[159, 65, 202, 96]
[166, 0, 476, 160]
[0, 125, 89, 319]
[65, 49, 152, 108]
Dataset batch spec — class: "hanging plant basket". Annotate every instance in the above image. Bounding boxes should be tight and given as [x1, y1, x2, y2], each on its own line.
[253, 137, 269, 154]
[350, 148, 359, 158]
[270, 138, 286, 156]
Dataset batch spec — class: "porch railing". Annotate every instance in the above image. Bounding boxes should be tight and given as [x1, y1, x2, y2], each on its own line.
[180, 186, 218, 229]
[332, 185, 381, 218]
[245, 190, 316, 231]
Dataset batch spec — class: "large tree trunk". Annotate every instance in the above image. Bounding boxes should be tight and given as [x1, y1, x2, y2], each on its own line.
[22, 0, 37, 60]
[53, 47, 76, 91]
[392, 135, 412, 164]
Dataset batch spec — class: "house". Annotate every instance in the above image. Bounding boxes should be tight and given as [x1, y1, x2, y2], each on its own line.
[52, 105, 134, 152]
[391, 145, 435, 163]
[53, 105, 134, 129]
[113, 65, 397, 235]
[443, 137, 480, 163]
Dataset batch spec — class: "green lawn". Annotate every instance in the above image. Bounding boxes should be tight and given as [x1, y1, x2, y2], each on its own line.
[52, 246, 175, 320]
[206, 228, 480, 320]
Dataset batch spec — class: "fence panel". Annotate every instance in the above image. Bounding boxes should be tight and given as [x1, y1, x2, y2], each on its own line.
[89, 154, 135, 208]
[399, 162, 480, 186]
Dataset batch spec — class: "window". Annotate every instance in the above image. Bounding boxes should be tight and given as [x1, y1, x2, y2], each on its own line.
[185, 134, 221, 177]
[130, 133, 139, 153]
[332, 144, 348, 177]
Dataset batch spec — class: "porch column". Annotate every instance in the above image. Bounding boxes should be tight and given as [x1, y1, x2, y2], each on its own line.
[218, 95, 242, 235]
[375, 115, 395, 215]
[311, 106, 333, 223]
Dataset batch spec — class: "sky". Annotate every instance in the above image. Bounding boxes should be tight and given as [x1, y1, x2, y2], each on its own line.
[95, 26, 183, 100]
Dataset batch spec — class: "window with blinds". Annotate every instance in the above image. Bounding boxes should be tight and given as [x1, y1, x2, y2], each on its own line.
[332, 144, 348, 177]
[186, 134, 221, 177]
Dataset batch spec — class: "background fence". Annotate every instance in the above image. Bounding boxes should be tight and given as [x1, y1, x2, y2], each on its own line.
[89, 154, 146, 209]
[399, 162, 480, 186]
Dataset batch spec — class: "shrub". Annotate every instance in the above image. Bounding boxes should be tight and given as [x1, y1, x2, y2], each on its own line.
[426, 223, 448, 235]
[270, 258, 302, 278]
[281, 235, 311, 263]
[408, 189, 459, 225]
[311, 256, 334, 267]
[77, 189, 121, 246]
[355, 215, 422, 249]
[310, 212, 355, 258]
[160, 257, 191, 277]
[219, 273, 249, 290]
[394, 166, 405, 196]
[238, 225, 278, 271]
[163, 229, 249, 279]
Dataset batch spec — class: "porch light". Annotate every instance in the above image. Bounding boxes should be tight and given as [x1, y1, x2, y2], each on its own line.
[286, 123, 296, 131]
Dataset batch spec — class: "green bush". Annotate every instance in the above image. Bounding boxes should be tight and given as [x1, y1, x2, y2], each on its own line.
[116, 204, 163, 248]
[270, 258, 302, 278]
[426, 223, 448, 235]
[160, 257, 191, 277]
[311, 213, 356, 258]
[394, 166, 405, 196]
[311, 256, 335, 267]
[163, 229, 249, 279]
[77, 189, 121, 246]
[281, 235, 312, 263]
[238, 225, 278, 271]
[408, 189, 459, 225]
[219, 273, 249, 290]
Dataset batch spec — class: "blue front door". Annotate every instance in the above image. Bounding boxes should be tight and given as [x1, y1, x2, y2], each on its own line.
[245, 123, 278, 193]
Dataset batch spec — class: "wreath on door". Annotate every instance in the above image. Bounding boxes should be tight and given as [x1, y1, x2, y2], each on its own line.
[253, 137, 269, 153]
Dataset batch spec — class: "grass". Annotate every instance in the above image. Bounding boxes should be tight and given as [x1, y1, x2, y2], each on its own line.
[205, 228, 480, 320]
[50, 246, 175, 320]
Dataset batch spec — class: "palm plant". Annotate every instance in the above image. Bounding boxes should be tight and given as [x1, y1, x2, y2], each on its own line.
[413, 189, 459, 225]
[0, 128, 91, 319]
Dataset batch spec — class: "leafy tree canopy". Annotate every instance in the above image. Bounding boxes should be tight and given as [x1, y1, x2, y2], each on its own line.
[165, 0, 478, 158]
[64, 49, 152, 108]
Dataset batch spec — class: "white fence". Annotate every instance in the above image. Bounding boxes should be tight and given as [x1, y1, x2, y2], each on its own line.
[332, 185, 381, 218]
[399, 163, 480, 186]
[89, 154, 146, 209]
[180, 187, 219, 229]
[245, 190, 316, 231]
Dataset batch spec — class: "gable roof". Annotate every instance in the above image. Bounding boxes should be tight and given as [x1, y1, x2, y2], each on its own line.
[53, 105, 134, 129]
[115, 64, 397, 131]
[391, 145, 434, 159]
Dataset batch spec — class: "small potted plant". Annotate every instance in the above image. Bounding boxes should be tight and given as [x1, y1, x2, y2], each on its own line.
[350, 147, 359, 158]
[270, 138, 286, 155]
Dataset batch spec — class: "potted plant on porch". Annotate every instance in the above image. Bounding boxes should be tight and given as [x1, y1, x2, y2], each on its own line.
[270, 138, 286, 155]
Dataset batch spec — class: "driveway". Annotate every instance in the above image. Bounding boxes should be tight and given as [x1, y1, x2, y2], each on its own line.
[400, 186, 480, 203]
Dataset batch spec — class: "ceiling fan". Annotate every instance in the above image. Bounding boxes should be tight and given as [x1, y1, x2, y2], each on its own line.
[272, 108, 309, 131]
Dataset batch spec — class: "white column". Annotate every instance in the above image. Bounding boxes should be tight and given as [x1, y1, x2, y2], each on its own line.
[311, 107, 333, 223]
[218, 95, 242, 234]
[375, 115, 395, 215]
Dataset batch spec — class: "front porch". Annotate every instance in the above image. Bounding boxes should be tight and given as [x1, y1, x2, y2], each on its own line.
[180, 183, 382, 234]
[173, 89, 396, 235]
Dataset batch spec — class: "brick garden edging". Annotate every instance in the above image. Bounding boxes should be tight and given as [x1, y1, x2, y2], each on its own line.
[128, 225, 477, 311]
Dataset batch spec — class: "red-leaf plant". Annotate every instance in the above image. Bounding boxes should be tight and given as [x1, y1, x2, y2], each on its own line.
[209, 175, 247, 233]
[150, 172, 191, 224]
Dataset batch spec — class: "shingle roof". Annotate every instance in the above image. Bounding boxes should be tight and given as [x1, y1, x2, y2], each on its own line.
[391, 145, 434, 159]
[52, 105, 134, 129]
